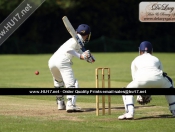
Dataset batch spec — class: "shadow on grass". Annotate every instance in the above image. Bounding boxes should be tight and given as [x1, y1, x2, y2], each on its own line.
[75, 105, 156, 113]
[111, 105, 156, 110]
[135, 114, 174, 120]
[67, 105, 174, 120]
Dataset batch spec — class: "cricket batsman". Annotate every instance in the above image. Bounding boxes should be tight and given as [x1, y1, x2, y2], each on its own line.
[48, 24, 95, 112]
[118, 41, 175, 120]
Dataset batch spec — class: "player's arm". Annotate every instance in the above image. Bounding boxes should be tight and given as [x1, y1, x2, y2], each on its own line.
[67, 50, 80, 58]
[158, 60, 163, 70]
[67, 49, 92, 61]
[131, 59, 137, 80]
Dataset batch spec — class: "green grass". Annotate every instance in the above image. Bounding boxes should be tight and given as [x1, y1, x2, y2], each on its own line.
[0, 53, 175, 132]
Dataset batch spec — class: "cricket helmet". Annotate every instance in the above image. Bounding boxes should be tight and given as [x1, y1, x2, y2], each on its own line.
[76, 24, 91, 44]
[76, 24, 91, 35]
[139, 41, 153, 53]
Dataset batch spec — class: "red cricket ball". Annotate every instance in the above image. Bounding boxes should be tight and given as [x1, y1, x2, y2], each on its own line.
[35, 71, 39, 75]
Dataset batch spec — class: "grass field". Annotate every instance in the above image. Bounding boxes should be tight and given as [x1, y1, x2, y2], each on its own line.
[0, 53, 175, 132]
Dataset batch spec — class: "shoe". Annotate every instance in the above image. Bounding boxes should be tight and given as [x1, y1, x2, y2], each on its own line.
[118, 113, 134, 120]
[56, 96, 66, 110]
[66, 104, 81, 112]
[57, 100, 66, 110]
[66, 98, 81, 112]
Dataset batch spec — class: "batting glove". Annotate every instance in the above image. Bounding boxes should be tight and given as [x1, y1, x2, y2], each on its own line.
[87, 55, 95, 63]
[82, 50, 91, 60]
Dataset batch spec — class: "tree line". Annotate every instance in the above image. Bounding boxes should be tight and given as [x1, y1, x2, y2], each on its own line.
[0, 0, 174, 54]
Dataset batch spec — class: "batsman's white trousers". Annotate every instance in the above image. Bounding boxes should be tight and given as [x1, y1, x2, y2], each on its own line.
[48, 54, 75, 88]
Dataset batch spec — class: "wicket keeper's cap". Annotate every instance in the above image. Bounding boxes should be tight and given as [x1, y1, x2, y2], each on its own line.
[139, 41, 153, 52]
[76, 24, 91, 35]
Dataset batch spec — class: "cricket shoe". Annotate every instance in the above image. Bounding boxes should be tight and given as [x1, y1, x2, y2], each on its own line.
[118, 113, 134, 120]
[56, 97, 66, 110]
[66, 104, 82, 112]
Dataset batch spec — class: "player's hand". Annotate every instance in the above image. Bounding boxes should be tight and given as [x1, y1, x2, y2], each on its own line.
[87, 55, 95, 63]
[137, 95, 152, 105]
[81, 50, 91, 60]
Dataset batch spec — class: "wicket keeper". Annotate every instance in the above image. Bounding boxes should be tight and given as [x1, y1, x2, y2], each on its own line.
[118, 41, 175, 120]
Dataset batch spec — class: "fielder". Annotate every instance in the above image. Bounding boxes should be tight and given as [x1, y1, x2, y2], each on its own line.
[118, 41, 175, 120]
[48, 24, 94, 112]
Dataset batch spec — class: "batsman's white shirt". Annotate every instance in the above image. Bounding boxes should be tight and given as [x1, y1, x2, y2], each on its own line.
[126, 53, 172, 88]
[48, 34, 83, 88]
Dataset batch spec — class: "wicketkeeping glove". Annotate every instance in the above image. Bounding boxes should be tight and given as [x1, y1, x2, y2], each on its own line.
[136, 95, 152, 105]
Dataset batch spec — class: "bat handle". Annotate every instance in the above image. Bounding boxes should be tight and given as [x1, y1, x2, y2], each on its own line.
[81, 47, 86, 52]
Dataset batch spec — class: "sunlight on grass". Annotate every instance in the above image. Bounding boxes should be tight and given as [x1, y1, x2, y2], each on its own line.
[0, 53, 174, 88]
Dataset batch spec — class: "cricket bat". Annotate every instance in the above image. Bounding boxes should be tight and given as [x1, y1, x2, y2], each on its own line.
[62, 16, 95, 62]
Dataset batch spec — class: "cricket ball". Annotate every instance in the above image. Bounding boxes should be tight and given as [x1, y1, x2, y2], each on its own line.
[35, 71, 39, 75]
